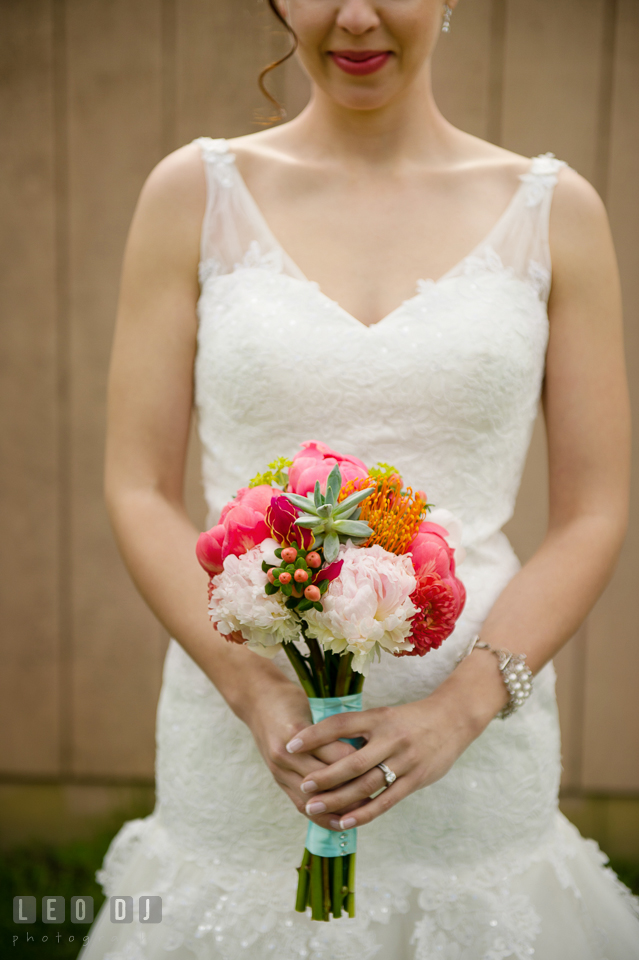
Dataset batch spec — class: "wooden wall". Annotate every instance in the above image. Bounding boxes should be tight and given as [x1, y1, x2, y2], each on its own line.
[1, 0, 637, 798]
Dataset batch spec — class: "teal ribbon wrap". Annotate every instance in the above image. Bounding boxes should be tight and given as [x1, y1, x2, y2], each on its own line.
[304, 693, 362, 858]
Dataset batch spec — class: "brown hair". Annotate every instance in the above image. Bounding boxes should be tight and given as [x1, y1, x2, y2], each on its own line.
[258, 0, 299, 119]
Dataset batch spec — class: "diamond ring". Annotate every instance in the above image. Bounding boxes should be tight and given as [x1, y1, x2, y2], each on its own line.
[376, 761, 397, 786]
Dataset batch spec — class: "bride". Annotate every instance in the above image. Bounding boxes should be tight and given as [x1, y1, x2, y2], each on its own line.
[80, 1, 639, 958]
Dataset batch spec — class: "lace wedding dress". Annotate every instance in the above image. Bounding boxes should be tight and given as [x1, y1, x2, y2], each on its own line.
[80, 140, 639, 960]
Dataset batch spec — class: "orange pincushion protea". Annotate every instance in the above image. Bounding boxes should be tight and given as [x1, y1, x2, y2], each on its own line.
[339, 475, 428, 556]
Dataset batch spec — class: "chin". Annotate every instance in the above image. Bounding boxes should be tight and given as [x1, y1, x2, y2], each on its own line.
[322, 81, 403, 112]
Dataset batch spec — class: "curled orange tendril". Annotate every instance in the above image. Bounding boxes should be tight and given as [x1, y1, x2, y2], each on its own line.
[339, 475, 428, 555]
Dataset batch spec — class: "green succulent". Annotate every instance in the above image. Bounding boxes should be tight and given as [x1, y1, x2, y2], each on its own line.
[282, 464, 374, 562]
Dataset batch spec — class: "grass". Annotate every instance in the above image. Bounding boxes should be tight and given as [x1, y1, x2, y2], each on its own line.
[1, 824, 637, 958]
[611, 858, 639, 897]
[1, 822, 117, 959]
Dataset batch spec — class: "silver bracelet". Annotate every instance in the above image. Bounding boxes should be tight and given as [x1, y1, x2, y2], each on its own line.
[457, 635, 533, 719]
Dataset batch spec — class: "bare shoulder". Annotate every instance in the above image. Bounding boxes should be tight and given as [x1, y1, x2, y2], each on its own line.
[550, 166, 610, 245]
[549, 166, 615, 280]
[136, 142, 206, 232]
[226, 126, 307, 182]
[125, 142, 206, 275]
[446, 130, 529, 179]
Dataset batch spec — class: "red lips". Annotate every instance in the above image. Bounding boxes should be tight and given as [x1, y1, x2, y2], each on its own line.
[329, 49, 392, 76]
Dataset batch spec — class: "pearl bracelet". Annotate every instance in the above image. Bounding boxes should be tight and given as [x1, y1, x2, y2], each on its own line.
[458, 635, 533, 719]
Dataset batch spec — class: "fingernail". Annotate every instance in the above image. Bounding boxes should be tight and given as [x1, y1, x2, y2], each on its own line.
[305, 800, 326, 815]
[286, 738, 303, 753]
[339, 817, 357, 830]
[329, 819, 340, 829]
[301, 780, 317, 794]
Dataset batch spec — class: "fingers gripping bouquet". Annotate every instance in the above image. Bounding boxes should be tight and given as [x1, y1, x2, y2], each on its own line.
[196, 442, 466, 922]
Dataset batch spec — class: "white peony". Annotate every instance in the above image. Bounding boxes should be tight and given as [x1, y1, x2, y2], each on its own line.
[208, 539, 299, 657]
[303, 544, 418, 675]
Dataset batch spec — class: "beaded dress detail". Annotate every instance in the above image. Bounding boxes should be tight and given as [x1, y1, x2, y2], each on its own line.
[80, 140, 639, 960]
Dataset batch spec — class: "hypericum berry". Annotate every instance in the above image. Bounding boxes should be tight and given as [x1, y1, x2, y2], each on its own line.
[278, 571, 292, 585]
[281, 547, 298, 563]
[306, 552, 322, 568]
[294, 569, 309, 583]
[267, 569, 275, 584]
[304, 585, 321, 602]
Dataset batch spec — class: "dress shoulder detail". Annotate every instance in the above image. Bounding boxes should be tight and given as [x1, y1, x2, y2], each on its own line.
[193, 136, 231, 161]
[520, 153, 568, 208]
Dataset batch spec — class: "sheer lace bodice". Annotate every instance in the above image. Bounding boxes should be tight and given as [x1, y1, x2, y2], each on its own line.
[80, 140, 639, 960]
[195, 139, 558, 546]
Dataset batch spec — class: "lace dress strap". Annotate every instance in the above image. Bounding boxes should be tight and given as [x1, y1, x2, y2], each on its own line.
[520, 153, 567, 207]
[193, 136, 293, 287]
[194, 136, 230, 163]
[482, 153, 568, 302]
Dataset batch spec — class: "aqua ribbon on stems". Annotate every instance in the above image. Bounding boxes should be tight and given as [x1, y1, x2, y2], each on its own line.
[305, 693, 362, 858]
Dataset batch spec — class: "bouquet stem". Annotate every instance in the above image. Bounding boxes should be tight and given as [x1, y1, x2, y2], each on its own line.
[295, 848, 311, 912]
[309, 854, 326, 920]
[304, 632, 329, 697]
[283, 643, 317, 698]
[334, 652, 353, 696]
[287, 627, 362, 920]
[346, 852, 356, 917]
[331, 854, 343, 917]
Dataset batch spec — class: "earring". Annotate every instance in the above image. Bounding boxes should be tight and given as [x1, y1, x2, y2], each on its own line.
[442, 3, 453, 33]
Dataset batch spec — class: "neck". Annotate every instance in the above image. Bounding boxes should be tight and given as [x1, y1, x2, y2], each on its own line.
[285, 66, 454, 169]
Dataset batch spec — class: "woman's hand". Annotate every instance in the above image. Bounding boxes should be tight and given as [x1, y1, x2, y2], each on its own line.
[243, 674, 360, 818]
[285, 675, 495, 832]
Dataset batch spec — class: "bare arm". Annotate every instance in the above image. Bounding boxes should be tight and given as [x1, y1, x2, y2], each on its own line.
[292, 169, 631, 831]
[105, 144, 352, 816]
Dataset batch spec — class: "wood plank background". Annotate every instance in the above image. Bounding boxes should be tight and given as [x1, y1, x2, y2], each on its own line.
[1, 0, 637, 800]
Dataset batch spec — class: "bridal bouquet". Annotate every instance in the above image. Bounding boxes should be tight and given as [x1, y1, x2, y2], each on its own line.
[196, 442, 466, 921]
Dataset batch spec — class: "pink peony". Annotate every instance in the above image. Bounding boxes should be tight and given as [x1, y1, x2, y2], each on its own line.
[288, 441, 369, 497]
[219, 485, 275, 522]
[408, 521, 457, 579]
[196, 525, 225, 575]
[196, 484, 276, 575]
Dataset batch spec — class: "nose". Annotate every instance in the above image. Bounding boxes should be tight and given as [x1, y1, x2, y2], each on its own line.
[335, 0, 381, 35]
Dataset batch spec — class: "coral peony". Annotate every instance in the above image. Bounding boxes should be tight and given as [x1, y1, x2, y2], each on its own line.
[407, 507, 466, 579]
[401, 570, 466, 657]
[208, 540, 298, 657]
[196, 484, 276, 575]
[288, 441, 368, 498]
[196, 525, 225, 576]
[304, 544, 417, 674]
[219, 484, 276, 522]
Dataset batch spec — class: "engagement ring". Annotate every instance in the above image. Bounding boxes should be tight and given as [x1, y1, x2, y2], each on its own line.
[377, 762, 397, 786]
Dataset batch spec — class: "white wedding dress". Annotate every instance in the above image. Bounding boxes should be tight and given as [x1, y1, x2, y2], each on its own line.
[80, 139, 639, 960]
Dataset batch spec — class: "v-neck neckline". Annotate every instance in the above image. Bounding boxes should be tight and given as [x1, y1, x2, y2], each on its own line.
[225, 145, 534, 330]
